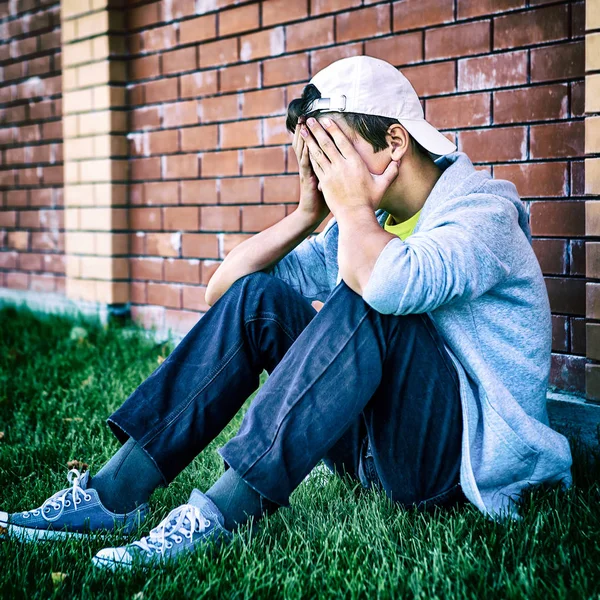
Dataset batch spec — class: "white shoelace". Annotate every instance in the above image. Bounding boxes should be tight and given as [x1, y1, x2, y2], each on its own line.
[132, 504, 210, 556]
[22, 468, 91, 523]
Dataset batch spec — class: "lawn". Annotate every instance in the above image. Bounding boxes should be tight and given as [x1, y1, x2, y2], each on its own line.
[1, 306, 600, 599]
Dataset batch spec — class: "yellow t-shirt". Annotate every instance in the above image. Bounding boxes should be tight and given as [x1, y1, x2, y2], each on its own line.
[383, 209, 421, 240]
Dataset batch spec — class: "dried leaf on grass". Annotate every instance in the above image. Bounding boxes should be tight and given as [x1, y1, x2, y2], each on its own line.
[157, 355, 166, 365]
[63, 418, 83, 423]
[0, 431, 4, 440]
[67, 459, 89, 471]
[51, 572, 67, 587]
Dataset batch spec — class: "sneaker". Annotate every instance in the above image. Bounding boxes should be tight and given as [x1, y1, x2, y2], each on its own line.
[0, 468, 148, 542]
[92, 490, 232, 570]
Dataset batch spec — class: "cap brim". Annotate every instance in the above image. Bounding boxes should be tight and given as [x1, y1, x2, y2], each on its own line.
[398, 118, 457, 156]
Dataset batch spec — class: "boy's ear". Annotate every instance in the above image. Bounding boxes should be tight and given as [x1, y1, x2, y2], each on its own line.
[386, 124, 410, 161]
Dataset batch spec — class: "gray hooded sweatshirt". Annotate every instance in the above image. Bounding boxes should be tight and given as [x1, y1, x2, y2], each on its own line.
[269, 151, 572, 518]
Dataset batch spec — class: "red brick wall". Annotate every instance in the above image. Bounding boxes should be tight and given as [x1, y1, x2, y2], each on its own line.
[0, 0, 586, 394]
[0, 0, 64, 294]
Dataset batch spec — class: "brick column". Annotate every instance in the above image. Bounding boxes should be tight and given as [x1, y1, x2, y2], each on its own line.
[60, 0, 129, 310]
[585, 0, 600, 398]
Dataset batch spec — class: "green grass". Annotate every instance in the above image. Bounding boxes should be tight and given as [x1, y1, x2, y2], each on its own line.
[1, 306, 600, 599]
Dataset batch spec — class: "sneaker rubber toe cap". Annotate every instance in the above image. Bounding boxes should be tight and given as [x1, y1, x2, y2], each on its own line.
[92, 547, 134, 570]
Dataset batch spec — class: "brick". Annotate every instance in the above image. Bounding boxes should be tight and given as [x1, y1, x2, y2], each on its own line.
[220, 177, 262, 204]
[587, 242, 600, 280]
[311, 0, 360, 16]
[131, 157, 161, 181]
[131, 281, 146, 304]
[588, 283, 600, 319]
[571, 81, 585, 118]
[147, 129, 178, 155]
[222, 233, 252, 256]
[148, 282, 181, 309]
[242, 147, 286, 175]
[145, 181, 179, 205]
[0, 210, 17, 227]
[165, 258, 201, 284]
[160, 0, 196, 21]
[201, 150, 240, 177]
[588, 158, 600, 196]
[181, 125, 219, 152]
[532, 238, 567, 275]
[199, 38, 238, 68]
[182, 179, 219, 204]
[494, 5, 568, 50]
[220, 62, 260, 93]
[144, 78, 178, 104]
[494, 162, 568, 198]
[458, 50, 527, 91]
[586, 117, 600, 155]
[163, 154, 199, 179]
[130, 207, 162, 231]
[164, 206, 200, 231]
[141, 24, 176, 52]
[163, 100, 199, 128]
[200, 206, 240, 231]
[458, 127, 526, 163]
[182, 233, 219, 258]
[0, 251, 18, 269]
[240, 27, 284, 61]
[570, 239, 585, 277]
[182, 286, 210, 312]
[219, 4, 260, 35]
[162, 47, 197, 76]
[179, 15, 217, 45]
[263, 115, 290, 145]
[200, 94, 239, 122]
[547, 277, 585, 316]
[402, 62, 456, 97]
[241, 205, 286, 232]
[180, 70, 218, 98]
[146, 232, 181, 257]
[5, 272, 29, 290]
[263, 54, 309, 87]
[336, 5, 390, 43]
[263, 175, 300, 204]
[530, 121, 584, 160]
[426, 93, 489, 130]
[131, 257, 164, 281]
[128, 2, 160, 30]
[587, 324, 600, 361]
[531, 42, 584, 83]
[7, 231, 29, 250]
[201, 260, 221, 284]
[530, 201, 585, 237]
[493, 84, 568, 124]
[287, 17, 334, 52]
[426, 20, 490, 61]
[220, 119, 262, 149]
[587, 202, 600, 237]
[587, 32, 600, 73]
[309, 43, 363, 77]
[20, 253, 43, 272]
[393, 0, 453, 30]
[165, 308, 202, 333]
[131, 107, 160, 131]
[365, 33, 422, 68]
[131, 305, 165, 329]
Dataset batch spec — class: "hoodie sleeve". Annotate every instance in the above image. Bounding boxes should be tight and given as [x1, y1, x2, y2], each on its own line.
[362, 194, 517, 315]
[265, 217, 335, 302]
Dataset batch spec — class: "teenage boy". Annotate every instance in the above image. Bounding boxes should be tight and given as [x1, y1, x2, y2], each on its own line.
[1, 56, 572, 569]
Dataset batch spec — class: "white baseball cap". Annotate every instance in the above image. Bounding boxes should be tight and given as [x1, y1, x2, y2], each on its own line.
[308, 55, 457, 157]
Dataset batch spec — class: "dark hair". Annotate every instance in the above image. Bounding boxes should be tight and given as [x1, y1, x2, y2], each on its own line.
[286, 83, 430, 156]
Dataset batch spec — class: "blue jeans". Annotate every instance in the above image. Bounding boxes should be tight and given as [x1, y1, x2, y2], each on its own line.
[109, 272, 464, 510]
